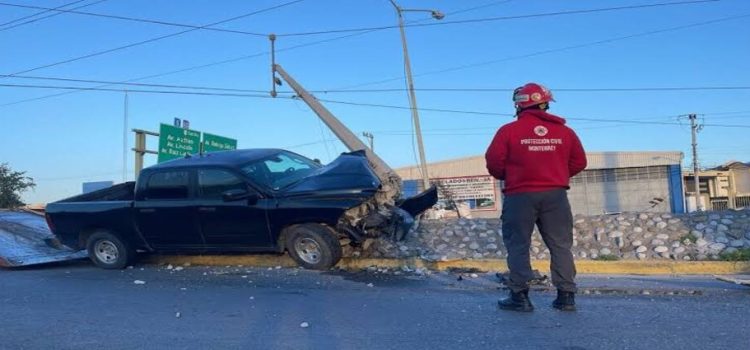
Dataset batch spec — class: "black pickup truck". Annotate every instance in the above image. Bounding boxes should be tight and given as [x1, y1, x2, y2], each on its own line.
[45, 149, 436, 270]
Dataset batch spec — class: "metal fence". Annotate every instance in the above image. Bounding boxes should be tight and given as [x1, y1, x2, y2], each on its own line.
[707, 196, 750, 211]
[735, 196, 750, 209]
[710, 198, 730, 211]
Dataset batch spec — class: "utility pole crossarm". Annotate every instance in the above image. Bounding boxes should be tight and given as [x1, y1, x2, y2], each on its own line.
[272, 64, 398, 185]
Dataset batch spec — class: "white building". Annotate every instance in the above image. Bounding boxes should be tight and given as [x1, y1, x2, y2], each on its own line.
[396, 151, 685, 218]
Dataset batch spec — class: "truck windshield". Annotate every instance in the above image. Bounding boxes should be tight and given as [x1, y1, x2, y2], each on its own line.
[241, 151, 322, 190]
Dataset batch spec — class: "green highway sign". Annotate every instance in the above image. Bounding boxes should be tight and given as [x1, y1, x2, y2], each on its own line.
[203, 132, 238, 153]
[157, 124, 201, 163]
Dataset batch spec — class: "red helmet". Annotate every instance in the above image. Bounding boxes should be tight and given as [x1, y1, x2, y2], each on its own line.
[512, 83, 554, 109]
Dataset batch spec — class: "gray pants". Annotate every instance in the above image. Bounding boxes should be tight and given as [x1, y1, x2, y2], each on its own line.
[501, 189, 576, 293]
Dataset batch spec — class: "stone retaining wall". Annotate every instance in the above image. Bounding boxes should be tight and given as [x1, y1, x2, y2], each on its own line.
[343, 209, 750, 261]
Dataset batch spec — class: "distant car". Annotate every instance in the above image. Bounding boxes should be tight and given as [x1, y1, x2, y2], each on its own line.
[45, 149, 436, 270]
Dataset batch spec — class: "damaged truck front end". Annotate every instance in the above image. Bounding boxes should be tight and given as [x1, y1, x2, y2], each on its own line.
[338, 186, 438, 243]
[280, 151, 437, 244]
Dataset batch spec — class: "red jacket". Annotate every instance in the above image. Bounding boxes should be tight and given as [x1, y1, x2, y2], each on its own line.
[485, 109, 587, 194]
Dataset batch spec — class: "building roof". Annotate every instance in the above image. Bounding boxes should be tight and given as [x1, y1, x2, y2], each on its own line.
[710, 160, 750, 171]
[395, 151, 684, 180]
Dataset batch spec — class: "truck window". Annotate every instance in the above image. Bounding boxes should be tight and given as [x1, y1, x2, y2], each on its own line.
[144, 171, 190, 200]
[198, 169, 247, 199]
[242, 151, 320, 190]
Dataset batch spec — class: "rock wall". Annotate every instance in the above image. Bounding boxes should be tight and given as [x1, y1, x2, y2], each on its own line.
[344, 209, 750, 261]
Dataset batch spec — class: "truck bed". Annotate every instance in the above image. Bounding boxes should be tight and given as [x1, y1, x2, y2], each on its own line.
[57, 182, 135, 202]
[45, 182, 137, 251]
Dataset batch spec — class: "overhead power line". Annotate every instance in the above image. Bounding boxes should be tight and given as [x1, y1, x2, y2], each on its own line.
[337, 12, 750, 90]
[1, 0, 304, 78]
[2, 82, 749, 129]
[9, 74, 750, 96]
[276, 0, 719, 37]
[0, 0, 509, 108]
[0, 0, 109, 32]
[0, 1, 266, 36]
[0, 82, 276, 99]
[0, 0, 84, 27]
[5, 74, 274, 94]
[309, 86, 750, 94]
[316, 98, 750, 128]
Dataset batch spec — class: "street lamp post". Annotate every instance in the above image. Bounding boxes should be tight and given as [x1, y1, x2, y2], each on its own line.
[388, 0, 444, 191]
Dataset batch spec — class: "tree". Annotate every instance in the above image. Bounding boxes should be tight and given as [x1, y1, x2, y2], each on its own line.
[0, 163, 35, 208]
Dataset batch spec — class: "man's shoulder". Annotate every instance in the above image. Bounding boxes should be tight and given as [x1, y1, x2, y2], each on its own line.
[499, 119, 521, 131]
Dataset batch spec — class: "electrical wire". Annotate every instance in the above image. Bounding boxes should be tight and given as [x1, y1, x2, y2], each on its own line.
[0, 0, 86, 27]
[4, 0, 699, 38]
[2, 82, 749, 129]
[0, 0, 515, 108]
[0, 1, 266, 36]
[6, 74, 750, 95]
[0, 0, 109, 32]
[310, 86, 750, 93]
[2, 0, 305, 77]
[337, 12, 750, 90]
[0, 82, 278, 99]
[5, 74, 274, 94]
[275, 0, 719, 37]
[314, 98, 750, 128]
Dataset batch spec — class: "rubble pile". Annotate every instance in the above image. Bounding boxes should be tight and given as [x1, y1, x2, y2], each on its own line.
[342, 209, 750, 261]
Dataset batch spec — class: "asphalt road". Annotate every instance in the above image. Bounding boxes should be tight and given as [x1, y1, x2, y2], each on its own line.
[1, 261, 749, 350]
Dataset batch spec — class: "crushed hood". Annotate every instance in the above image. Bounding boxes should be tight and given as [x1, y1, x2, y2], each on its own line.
[282, 150, 381, 195]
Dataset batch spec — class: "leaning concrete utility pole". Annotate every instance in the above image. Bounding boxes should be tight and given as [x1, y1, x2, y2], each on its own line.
[389, 0, 444, 191]
[689, 113, 703, 211]
[270, 62, 403, 204]
[272, 64, 396, 180]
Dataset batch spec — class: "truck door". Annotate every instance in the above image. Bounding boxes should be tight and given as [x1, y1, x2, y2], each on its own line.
[134, 169, 204, 248]
[195, 169, 272, 247]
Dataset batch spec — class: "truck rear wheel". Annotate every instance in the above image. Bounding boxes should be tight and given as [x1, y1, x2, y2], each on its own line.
[286, 224, 342, 270]
[86, 231, 133, 269]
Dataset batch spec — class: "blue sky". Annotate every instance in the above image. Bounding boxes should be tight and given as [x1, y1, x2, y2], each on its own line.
[1, 0, 749, 203]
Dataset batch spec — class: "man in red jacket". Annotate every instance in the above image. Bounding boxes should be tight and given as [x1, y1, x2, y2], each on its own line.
[485, 82, 587, 312]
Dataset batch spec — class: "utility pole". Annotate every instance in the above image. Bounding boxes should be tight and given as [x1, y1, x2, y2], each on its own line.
[122, 90, 129, 183]
[689, 113, 704, 211]
[389, 0, 444, 191]
[362, 131, 374, 151]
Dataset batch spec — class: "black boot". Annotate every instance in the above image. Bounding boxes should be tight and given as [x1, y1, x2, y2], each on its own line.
[552, 290, 576, 311]
[498, 289, 534, 312]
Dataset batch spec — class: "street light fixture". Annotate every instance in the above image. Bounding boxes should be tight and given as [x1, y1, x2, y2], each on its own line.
[388, 0, 444, 192]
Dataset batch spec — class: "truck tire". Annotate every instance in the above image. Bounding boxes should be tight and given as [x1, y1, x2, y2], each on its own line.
[285, 224, 342, 270]
[86, 231, 133, 269]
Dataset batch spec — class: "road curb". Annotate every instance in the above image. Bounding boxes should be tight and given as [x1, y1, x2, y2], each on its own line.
[146, 255, 750, 275]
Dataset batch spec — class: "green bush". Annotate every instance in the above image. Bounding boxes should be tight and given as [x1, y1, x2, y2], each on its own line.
[719, 248, 750, 261]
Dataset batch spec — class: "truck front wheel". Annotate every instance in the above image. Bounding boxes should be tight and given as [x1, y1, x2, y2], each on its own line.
[285, 224, 342, 270]
[86, 231, 133, 269]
